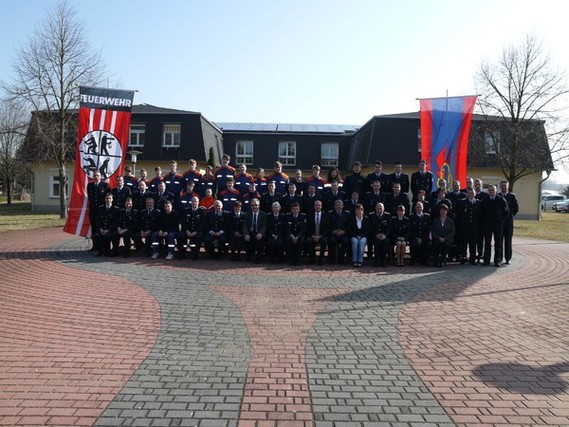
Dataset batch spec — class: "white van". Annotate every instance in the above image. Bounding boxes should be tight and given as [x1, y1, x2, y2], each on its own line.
[541, 194, 567, 211]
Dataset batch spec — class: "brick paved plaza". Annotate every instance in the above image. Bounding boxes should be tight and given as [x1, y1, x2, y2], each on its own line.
[1, 228, 568, 426]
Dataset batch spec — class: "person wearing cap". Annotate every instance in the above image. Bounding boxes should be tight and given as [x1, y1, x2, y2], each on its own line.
[431, 203, 455, 267]
[227, 200, 247, 261]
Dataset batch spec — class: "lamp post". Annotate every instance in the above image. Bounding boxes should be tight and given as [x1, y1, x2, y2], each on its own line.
[128, 150, 143, 175]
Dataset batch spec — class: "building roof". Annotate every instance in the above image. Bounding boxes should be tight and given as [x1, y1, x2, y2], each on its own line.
[216, 122, 359, 134]
[132, 104, 199, 115]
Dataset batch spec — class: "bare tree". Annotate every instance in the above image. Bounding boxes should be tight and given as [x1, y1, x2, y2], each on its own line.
[3, 0, 104, 218]
[474, 33, 569, 191]
[0, 99, 28, 204]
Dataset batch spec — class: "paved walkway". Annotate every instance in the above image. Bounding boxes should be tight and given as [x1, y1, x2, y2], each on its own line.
[0, 228, 568, 426]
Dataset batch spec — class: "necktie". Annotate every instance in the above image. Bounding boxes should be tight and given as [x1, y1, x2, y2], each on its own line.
[253, 213, 257, 232]
[315, 213, 320, 235]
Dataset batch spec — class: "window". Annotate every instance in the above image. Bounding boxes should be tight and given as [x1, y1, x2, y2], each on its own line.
[129, 124, 145, 148]
[236, 140, 254, 165]
[162, 124, 181, 147]
[417, 127, 422, 152]
[484, 131, 500, 154]
[49, 170, 67, 199]
[321, 143, 339, 167]
[278, 141, 296, 166]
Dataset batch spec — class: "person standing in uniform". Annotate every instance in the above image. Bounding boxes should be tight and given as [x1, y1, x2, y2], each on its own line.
[285, 202, 307, 266]
[481, 184, 509, 267]
[87, 171, 110, 252]
[243, 198, 266, 263]
[499, 180, 519, 265]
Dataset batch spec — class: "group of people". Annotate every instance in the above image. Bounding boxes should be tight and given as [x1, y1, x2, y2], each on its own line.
[87, 156, 519, 268]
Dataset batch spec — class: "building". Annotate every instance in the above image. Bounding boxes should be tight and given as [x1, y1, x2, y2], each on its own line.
[24, 105, 552, 219]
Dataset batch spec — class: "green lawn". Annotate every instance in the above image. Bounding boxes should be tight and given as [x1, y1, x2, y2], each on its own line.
[0, 202, 568, 242]
[0, 202, 66, 232]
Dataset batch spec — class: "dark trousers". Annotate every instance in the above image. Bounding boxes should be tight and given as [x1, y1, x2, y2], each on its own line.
[461, 225, 479, 262]
[177, 231, 204, 259]
[432, 241, 451, 265]
[203, 233, 228, 258]
[286, 234, 305, 263]
[484, 222, 503, 264]
[328, 233, 349, 263]
[410, 240, 431, 265]
[266, 236, 284, 261]
[502, 218, 514, 262]
[306, 235, 328, 263]
[245, 234, 264, 261]
[373, 237, 390, 266]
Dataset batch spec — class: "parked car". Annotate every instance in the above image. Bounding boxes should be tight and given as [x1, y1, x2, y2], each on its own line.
[541, 194, 566, 211]
[552, 199, 569, 213]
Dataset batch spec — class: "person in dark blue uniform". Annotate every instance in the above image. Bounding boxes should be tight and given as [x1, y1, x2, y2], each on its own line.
[152, 199, 179, 260]
[265, 201, 286, 263]
[458, 188, 482, 264]
[227, 201, 247, 261]
[204, 200, 229, 259]
[390, 204, 410, 267]
[328, 199, 350, 264]
[243, 198, 266, 263]
[499, 180, 519, 265]
[409, 201, 431, 266]
[95, 192, 120, 256]
[481, 184, 509, 267]
[114, 196, 138, 257]
[285, 202, 307, 265]
[87, 170, 110, 252]
[369, 202, 391, 267]
[137, 196, 160, 255]
[178, 196, 206, 260]
[305, 199, 329, 265]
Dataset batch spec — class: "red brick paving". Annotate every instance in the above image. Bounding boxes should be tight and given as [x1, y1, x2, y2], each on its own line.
[399, 239, 569, 426]
[0, 229, 160, 426]
[213, 286, 346, 427]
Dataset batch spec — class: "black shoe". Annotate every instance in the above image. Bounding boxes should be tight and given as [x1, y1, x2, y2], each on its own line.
[505, 260, 510, 265]
[482, 262, 490, 266]
[317, 259, 323, 266]
[494, 262, 501, 267]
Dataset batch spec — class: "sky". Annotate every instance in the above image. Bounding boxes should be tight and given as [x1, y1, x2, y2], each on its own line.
[1, 0, 569, 183]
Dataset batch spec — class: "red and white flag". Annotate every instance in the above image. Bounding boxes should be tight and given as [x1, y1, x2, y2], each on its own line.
[63, 87, 135, 237]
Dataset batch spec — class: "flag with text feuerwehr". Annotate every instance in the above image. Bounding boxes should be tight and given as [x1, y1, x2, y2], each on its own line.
[63, 87, 135, 237]
[420, 95, 477, 192]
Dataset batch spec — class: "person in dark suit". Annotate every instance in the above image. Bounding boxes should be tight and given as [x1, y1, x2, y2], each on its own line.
[369, 202, 392, 267]
[137, 196, 160, 255]
[280, 182, 303, 214]
[203, 200, 229, 259]
[474, 179, 488, 262]
[227, 201, 247, 261]
[481, 184, 509, 266]
[322, 181, 346, 212]
[410, 160, 433, 202]
[384, 183, 410, 217]
[243, 198, 267, 263]
[431, 204, 455, 267]
[344, 190, 362, 215]
[178, 196, 206, 260]
[499, 181, 519, 265]
[430, 188, 452, 220]
[260, 181, 281, 213]
[343, 161, 366, 197]
[364, 180, 386, 214]
[265, 201, 286, 263]
[365, 160, 389, 193]
[348, 204, 371, 267]
[152, 199, 179, 260]
[305, 199, 329, 265]
[111, 176, 132, 210]
[409, 201, 431, 266]
[411, 189, 431, 215]
[114, 196, 138, 257]
[458, 188, 482, 264]
[328, 199, 351, 264]
[390, 204, 410, 267]
[285, 202, 307, 265]
[95, 192, 120, 256]
[87, 170, 110, 251]
[387, 162, 410, 194]
[301, 183, 322, 216]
